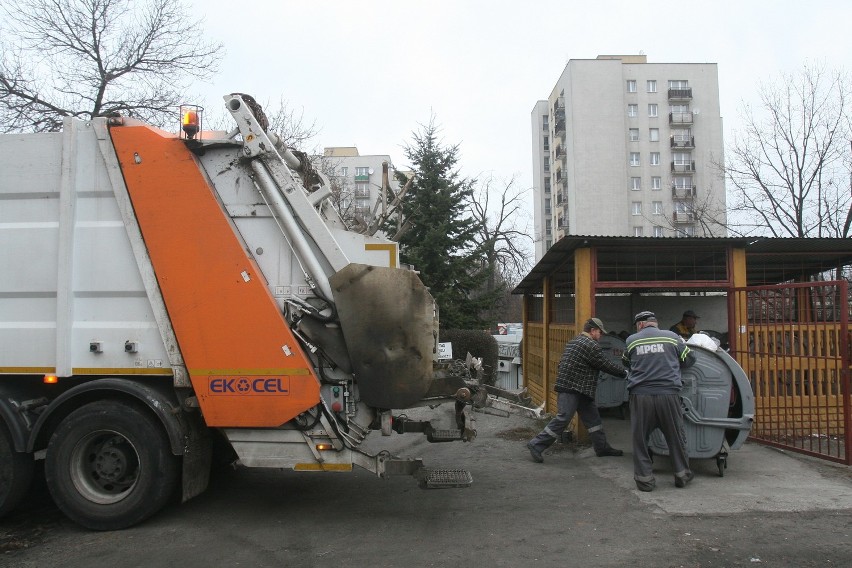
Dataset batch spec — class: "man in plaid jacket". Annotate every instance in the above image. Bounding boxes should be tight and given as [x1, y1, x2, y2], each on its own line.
[527, 318, 627, 463]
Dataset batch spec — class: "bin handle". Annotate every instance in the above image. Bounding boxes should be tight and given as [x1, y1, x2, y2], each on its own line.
[680, 397, 753, 430]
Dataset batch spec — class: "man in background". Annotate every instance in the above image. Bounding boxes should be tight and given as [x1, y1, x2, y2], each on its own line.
[670, 309, 699, 340]
[527, 318, 626, 463]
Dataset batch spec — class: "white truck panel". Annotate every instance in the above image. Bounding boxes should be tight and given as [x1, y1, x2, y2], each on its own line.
[0, 121, 172, 375]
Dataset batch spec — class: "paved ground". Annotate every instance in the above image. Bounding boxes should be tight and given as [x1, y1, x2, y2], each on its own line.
[2, 406, 851, 567]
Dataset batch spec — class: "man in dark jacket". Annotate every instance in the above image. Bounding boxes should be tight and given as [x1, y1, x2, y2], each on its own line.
[527, 318, 626, 463]
[669, 309, 700, 340]
[624, 311, 696, 491]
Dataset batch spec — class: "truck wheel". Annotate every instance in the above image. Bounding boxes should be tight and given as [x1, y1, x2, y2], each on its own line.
[45, 401, 179, 530]
[0, 422, 34, 518]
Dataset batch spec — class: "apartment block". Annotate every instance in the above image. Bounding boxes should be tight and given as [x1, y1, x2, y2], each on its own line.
[322, 147, 400, 225]
[531, 55, 727, 260]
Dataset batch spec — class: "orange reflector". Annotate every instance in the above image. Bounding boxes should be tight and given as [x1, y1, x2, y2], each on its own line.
[315, 443, 333, 451]
[43, 374, 59, 384]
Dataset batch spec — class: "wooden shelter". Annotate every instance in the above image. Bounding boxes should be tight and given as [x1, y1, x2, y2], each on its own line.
[513, 236, 852, 463]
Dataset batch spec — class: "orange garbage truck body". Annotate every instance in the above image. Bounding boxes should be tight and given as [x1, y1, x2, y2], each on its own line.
[0, 95, 479, 530]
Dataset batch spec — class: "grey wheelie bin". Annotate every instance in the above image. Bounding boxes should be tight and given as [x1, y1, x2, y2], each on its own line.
[647, 346, 755, 476]
[596, 334, 629, 416]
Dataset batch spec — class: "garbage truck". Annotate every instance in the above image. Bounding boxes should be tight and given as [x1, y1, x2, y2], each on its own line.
[0, 94, 482, 530]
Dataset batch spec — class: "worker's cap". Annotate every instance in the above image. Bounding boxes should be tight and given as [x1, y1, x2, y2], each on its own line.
[586, 317, 608, 334]
[683, 310, 700, 318]
[633, 311, 657, 324]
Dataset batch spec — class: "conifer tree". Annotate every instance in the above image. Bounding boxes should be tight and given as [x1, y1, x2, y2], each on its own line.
[390, 117, 497, 330]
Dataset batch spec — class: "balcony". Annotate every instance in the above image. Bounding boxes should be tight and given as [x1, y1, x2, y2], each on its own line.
[555, 144, 566, 158]
[672, 185, 697, 199]
[668, 88, 693, 100]
[354, 174, 370, 182]
[673, 212, 695, 224]
[669, 112, 694, 125]
[354, 187, 371, 198]
[554, 119, 566, 137]
[670, 136, 695, 149]
[671, 161, 696, 173]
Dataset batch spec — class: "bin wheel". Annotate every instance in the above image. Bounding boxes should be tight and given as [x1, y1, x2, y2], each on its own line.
[716, 455, 727, 477]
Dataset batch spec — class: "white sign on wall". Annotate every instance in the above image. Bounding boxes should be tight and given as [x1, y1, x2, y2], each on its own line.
[437, 342, 453, 360]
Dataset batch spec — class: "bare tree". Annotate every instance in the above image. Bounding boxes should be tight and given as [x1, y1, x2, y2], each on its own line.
[723, 62, 852, 237]
[467, 175, 533, 326]
[263, 96, 320, 150]
[469, 174, 533, 285]
[0, 0, 223, 132]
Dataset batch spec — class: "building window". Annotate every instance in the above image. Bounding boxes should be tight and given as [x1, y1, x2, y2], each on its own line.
[545, 198, 551, 216]
[543, 136, 549, 151]
[355, 167, 369, 177]
[627, 80, 637, 93]
[546, 239, 552, 249]
[653, 226, 664, 237]
[627, 104, 638, 117]
[672, 128, 691, 143]
[669, 80, 689, 89]
[653, 201, 663, 215]
[648, 104, 658, 117]
[630, 177, 641, 190]
[634, 226, 644, 237]
[354, 182, 370, 198]
[673, 175, 693, 189]
[545, 219, 552, 236]
[673, 152, 692, 166]
[670, 103, 689, 114]
[544, 177, 551, 194]
[651, 176, 662, 190]
[629, 128, 639, 141]
[631, 202, 642, 215]
[629, 152, 640, 166]
[542, 115, 549, 131]
[649, 128, 659, 142]
[544, 157, 550, 172]
[647, 80, 657, 93]
[675, 201, 693, 213]
[650, 152, 660, 166]
[340, 167, 348, 176]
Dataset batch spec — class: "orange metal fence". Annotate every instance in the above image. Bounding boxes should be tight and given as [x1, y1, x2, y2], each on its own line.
[732, 281, 852, 464]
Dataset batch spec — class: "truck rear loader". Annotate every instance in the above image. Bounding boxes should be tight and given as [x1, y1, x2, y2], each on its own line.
[0, 94, 481, 530]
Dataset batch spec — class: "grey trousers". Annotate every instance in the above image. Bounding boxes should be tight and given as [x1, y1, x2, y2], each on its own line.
[629, 393, 691, 489]
[529, 391, 611, 452]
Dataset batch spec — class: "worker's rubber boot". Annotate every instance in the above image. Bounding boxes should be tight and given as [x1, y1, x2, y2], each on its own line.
[590, 430, 623, 457]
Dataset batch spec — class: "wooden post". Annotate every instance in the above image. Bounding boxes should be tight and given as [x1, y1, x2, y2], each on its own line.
[572, 246, 593, 442]
[542, 275, 552, 412]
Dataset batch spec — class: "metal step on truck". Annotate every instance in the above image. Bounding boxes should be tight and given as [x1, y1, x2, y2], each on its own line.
[0, 94, 481, 530]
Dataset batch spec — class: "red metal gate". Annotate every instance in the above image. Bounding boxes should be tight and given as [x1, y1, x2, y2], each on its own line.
[732, 280, 852, 464]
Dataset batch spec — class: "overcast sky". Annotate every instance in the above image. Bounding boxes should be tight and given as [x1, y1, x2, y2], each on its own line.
[188, 0, 851, 204]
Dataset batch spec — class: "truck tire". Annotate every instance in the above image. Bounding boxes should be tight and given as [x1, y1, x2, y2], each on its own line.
[45, 400, 179, 530]
[0, 421, 34, 518]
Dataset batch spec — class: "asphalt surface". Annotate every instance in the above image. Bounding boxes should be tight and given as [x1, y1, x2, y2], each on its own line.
[2, 406, 851, 567]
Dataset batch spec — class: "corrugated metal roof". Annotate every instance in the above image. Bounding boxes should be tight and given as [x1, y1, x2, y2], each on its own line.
[512, 236, 852, 294]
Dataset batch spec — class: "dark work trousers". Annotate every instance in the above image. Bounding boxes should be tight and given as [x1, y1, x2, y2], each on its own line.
[529, 391, 610, 453]
[629, 393, 691, 490]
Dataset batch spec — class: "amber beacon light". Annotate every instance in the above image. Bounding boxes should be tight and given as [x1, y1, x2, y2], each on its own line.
[180, 104, 203, 139]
